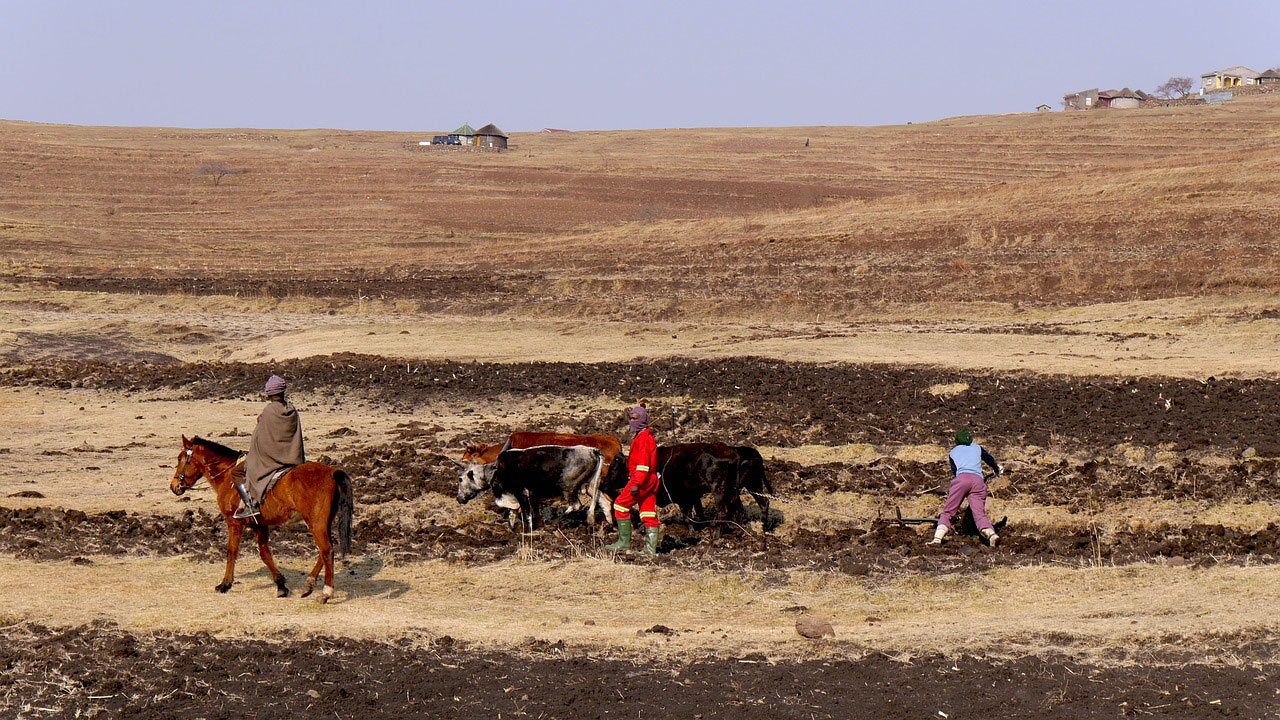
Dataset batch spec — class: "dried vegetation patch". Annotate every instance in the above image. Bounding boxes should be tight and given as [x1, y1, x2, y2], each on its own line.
[4, 98, 1280, 319]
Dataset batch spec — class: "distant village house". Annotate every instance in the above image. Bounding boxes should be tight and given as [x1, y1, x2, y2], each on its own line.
[474, 123, 508, 149]
[1062, 88, 1098, 110]
[423, 122, 508, 150]
[1200, 66, 1260, 91]
[447, 123, 476, 146]
[1036, 104, 1052, 112]
[1062, 87, 1149, 110]
[1097, 88, 1148, 108]
[1059, 64, 1280, 113]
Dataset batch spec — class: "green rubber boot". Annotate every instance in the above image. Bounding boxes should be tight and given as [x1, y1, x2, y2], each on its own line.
[639, 526, 660, 556]
[605, 519, 633, 551]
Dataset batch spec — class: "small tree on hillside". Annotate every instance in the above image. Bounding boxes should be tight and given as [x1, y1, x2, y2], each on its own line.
[195, 162, 246, 187]
[1155, 76, 1193, 99]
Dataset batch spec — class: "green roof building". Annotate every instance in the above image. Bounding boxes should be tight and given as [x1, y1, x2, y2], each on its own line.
[449, 123, 476, 145]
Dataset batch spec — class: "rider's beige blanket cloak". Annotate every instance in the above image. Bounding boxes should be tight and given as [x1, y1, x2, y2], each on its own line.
[244, 399, 305, 502]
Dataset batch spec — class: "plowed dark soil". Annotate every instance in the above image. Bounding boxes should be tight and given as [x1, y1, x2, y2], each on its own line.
[2, 622, 1274, 720]
[4, 505, 1277, 575]
[3, 270, 537, 311]
[335, 440, 1280, 518]
[5, 355, 1279, 452]
[772, 456, 1280, 507]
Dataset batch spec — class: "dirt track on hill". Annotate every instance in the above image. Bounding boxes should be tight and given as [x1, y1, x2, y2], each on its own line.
[5, 355, 1280, 452]
[2, 622, 1274, 720]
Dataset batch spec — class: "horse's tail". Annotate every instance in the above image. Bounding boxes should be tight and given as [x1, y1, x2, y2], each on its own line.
[586, 450, 605, 526]
[331, 470, 354, 559]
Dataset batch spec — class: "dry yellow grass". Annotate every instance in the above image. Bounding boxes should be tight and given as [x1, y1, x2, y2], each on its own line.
[3, 97, 1280, 320]
[1, 555, 1275, 665]
[7, 286, 1280, 377]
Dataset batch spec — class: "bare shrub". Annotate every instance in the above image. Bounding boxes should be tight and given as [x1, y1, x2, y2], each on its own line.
[1155, 77, 1192, 99]
[195, 162, 247, 187]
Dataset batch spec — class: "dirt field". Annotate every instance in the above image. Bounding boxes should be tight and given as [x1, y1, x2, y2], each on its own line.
[4, 102, 1280, 717]
[3, 622, 1275, 719]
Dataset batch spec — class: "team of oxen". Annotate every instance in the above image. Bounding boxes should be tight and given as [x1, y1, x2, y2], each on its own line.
[452, 432, 774, 535]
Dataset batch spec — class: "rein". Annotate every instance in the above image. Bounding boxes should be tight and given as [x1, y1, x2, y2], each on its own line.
[176, 448, 244, 492]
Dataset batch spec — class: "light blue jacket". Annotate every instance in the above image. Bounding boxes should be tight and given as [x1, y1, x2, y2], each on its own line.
[949, 443, 998, 478]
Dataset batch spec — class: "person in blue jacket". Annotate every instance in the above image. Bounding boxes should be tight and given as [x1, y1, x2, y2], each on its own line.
[928, 429, 1001, 547]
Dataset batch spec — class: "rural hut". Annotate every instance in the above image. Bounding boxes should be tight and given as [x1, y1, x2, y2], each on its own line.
[1258, 69, 1280, 85]
[474, 123, 508, 150]
[1097, 88, 1143, 109]
[449, 123, 476, 146]
[1062, 88, 1099, 110]
[1200, 66, 1260, 92]
[1036, 104, 1052, 112]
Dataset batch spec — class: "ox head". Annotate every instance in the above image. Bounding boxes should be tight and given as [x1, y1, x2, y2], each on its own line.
[454, 459, 495, 504]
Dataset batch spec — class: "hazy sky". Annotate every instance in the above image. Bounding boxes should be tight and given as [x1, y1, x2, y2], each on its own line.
[3, 1, 1278, 131]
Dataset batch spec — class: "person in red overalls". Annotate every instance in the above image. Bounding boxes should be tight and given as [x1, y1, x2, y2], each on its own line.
[606, 403, 661, 555]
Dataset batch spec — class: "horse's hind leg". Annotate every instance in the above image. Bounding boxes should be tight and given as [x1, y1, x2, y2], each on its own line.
[301, 553, 322, 598]
[254, 526, 288, 598]
[216, 519, 243, 593]
[308, 523, 335, 604]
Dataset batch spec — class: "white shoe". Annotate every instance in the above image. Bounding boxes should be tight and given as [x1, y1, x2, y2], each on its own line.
[927, 524, 949, 545]
[982, 529, 999, 547]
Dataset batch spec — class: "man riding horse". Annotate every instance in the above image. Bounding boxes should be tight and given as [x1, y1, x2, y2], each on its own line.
[236, 374, 306, 520]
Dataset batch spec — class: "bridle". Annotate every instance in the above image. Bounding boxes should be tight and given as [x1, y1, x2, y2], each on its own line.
[174, 447, 243, 493]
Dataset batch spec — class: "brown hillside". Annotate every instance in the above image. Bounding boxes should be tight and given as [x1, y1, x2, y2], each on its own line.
[2, 96, 1278, 317]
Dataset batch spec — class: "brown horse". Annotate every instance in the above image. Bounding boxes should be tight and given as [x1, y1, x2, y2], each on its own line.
[170, 435, 353, 603]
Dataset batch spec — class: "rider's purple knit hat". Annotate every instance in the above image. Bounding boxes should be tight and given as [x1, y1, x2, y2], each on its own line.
[264, 375, 288, 396]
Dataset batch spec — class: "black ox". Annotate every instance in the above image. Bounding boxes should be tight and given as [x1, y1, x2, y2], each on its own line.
[603, 442, 774, 532]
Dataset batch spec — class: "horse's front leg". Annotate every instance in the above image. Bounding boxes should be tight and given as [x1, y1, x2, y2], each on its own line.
[254, 526, 288, 598]
[216, 517, 243, 593]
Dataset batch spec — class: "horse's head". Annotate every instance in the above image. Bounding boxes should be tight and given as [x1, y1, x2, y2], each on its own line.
[171, 435, 202, 496]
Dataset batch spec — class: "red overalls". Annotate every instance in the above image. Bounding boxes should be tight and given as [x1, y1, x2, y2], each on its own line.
[614, 426, 660, 528]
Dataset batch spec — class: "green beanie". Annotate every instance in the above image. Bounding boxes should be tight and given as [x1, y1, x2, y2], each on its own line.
[955, 429, 973, 445]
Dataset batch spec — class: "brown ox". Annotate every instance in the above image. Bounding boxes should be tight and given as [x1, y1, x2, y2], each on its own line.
[461, 431, 622, 472]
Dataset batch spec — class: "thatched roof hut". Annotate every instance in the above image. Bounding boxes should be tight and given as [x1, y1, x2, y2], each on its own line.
[474, 123, 508, 150]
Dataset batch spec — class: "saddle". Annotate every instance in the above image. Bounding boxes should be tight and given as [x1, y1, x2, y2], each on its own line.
[259, 466, 292, 502]
[235, 463, 295, 518]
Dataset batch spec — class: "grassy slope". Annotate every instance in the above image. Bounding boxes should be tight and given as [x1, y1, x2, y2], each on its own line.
[1, 97, 1278, 316]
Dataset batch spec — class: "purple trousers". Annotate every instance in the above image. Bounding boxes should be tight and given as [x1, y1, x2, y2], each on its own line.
[938, 472, 992, 531]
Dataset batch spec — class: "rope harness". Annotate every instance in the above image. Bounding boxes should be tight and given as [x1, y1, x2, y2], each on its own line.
[175, 448, 244, 492]
[748, 491, 868, 523]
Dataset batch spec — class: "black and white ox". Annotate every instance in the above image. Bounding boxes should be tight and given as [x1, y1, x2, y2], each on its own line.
[455, 444, 612, 531]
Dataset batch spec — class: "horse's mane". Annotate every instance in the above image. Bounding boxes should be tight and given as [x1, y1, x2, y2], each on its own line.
[193, 436, 244, 459]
